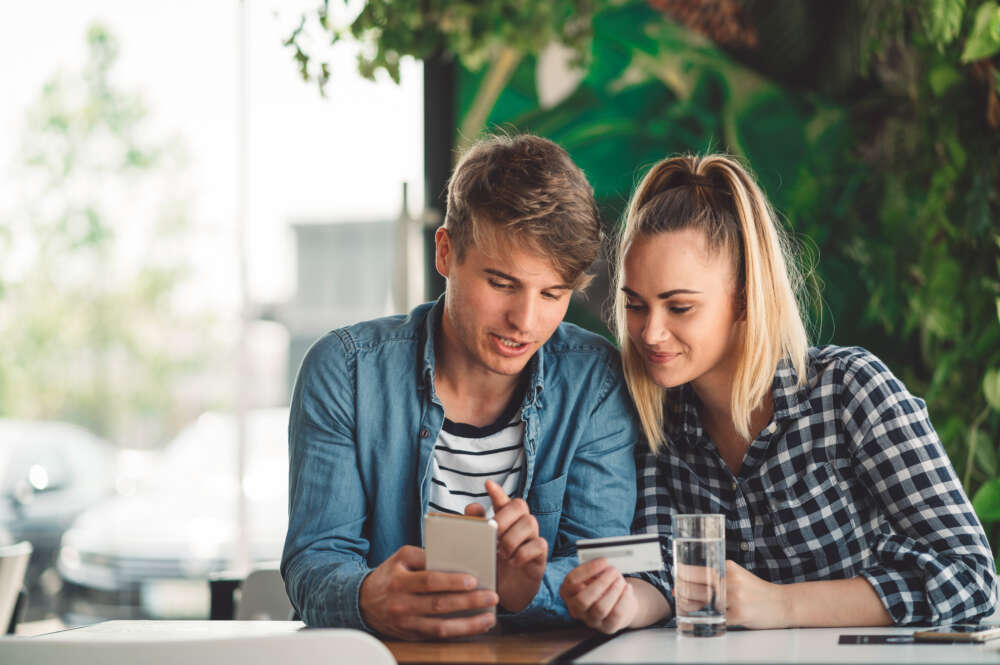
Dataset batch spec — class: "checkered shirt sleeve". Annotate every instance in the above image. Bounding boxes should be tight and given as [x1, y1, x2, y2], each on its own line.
[841, 351, 998, 624]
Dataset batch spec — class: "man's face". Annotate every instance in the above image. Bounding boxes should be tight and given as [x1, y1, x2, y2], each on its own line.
[436, 228, 573, 377]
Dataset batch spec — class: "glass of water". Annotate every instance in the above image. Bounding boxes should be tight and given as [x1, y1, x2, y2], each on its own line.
[672, 513, 726, 637]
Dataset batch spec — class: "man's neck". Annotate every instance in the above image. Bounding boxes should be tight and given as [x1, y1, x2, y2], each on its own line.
[433, 319, 527, 428]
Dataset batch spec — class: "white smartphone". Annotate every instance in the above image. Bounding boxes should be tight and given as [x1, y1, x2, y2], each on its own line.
[913, 623, 1000, 642]
[424, 512, 497, 616]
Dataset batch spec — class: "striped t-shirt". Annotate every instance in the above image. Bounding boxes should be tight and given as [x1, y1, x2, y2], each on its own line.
[428, 389, 525, 518]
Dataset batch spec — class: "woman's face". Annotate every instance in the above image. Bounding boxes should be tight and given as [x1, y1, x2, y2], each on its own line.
[623, 228, 743, 391]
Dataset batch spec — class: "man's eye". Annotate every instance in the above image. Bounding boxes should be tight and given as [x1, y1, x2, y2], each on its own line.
[488, 279, 513, 290]
[541, 291, 562, 301]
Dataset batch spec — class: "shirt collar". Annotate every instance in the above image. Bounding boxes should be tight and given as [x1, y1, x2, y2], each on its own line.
[665, 355, 813, 444]
[418, 296, 546, 408]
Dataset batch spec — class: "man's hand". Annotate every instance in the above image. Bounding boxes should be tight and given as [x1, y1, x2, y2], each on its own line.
[359, 545, 499, 640]
[464, 480, 548, 613]
[723, 559, 792, 629]
[560, 558, 637, 633]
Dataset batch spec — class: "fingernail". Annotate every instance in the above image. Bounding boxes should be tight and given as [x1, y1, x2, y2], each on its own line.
[465, 577, 477, 589]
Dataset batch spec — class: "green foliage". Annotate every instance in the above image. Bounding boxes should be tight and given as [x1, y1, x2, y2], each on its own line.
[923, 0, 966, 52]
[286, 0, 601, 93]
[961, 1, 1000, 61]
[0, 25, 217, 445]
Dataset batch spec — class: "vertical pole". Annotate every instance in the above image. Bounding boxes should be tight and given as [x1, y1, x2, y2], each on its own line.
[234, 0, 251, 578]
[422, 54, 456, 301]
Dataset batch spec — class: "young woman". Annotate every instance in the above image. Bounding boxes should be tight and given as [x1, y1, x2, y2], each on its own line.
[560, 154, 998, 632]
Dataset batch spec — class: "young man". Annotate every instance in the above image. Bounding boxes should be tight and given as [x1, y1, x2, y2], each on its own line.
[281, 134, 637, 640]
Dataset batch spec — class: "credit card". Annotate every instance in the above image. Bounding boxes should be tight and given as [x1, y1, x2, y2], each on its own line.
[575, 534, 662, 574]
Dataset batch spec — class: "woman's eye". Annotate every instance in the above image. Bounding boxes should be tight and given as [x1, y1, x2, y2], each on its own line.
[624, 302, 645, 311]
[670, 306, 692, 314]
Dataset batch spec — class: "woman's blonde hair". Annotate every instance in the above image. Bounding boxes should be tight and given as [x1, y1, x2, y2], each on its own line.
[613, 154, 810, 453]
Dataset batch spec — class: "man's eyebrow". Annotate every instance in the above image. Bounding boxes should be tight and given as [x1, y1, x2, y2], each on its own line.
[485, 268, 571, 291]
[622, 286, 702, 299]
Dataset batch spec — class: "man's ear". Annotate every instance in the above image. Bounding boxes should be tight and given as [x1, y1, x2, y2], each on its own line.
[434, 226, 452, 279]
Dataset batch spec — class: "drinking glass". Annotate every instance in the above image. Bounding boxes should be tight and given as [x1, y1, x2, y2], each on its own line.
[672, 514, 726, 637]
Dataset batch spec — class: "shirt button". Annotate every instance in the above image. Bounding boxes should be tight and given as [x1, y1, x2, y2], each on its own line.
[731, 481, 738, 491]
[739, 542, 750, 552]
[419, 428, 430, 439]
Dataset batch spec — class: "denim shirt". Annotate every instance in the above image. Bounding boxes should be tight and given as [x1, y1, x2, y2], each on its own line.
[281, 299, 639, 630]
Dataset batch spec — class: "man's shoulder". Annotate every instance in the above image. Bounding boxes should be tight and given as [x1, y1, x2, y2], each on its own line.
[302, 304, 430, 368]
[332, 303, 431, 350]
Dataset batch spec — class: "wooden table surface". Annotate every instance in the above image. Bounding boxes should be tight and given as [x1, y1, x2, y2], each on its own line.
[383, 624, 605, 664]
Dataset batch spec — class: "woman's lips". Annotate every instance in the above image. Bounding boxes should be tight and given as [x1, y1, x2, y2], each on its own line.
[645, 350, 680, 365]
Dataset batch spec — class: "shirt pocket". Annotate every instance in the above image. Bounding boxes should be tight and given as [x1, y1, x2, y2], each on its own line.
[527, 473, 567, 547]
[764, 463, 859, 572]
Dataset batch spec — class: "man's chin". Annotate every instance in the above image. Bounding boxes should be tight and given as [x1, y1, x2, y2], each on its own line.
[484, 350, 534, 376]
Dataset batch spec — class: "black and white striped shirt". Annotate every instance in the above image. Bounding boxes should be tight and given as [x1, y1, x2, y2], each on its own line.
[429, 394, 525, 517]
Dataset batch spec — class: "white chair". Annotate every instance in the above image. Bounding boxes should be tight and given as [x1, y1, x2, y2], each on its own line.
[236, 567, 295, 620]
[0, 542, 31, 634]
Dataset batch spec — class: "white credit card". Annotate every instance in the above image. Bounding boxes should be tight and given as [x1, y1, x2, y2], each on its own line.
[576, 534, 663, 574]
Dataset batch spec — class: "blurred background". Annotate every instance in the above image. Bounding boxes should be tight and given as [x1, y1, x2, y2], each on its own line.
[1, 0, 999, 631]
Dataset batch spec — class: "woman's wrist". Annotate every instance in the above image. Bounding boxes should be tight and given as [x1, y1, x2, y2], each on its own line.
[779, 582, 798, 628]
[626, 577, 671, 628]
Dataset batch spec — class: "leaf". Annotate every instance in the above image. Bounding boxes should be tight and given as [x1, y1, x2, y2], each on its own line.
[923, 0, 966, 51]
[974, 428, 998, 476]
[928, 63, 962, 96]
[961, 1, 1000, 62]
[985, 368, 1000, 410]
[973, 478, 1000, 522]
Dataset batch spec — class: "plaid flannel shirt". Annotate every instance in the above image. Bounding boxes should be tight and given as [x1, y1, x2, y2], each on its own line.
[632, 345, 998, 625]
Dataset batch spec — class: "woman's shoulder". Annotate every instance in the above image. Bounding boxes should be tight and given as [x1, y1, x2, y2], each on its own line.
[806, 344, 916, 417]
[808, 345, 900, 387]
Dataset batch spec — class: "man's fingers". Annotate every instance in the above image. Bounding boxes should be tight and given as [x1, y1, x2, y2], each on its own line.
[464, 502, 487, 517]
[394, 545, 427, 571]
[498, 513, 539, 557]
[509, 537, 547, 567]
[410, 590, 499, 617]
[484, 480, 512, 512]
[401, 611, 496, 640]
[399, 570, 479, 594]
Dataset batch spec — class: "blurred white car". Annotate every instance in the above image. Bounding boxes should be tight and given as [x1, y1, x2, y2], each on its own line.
[0, 420, 117, 620]
[57, 408, 289, 623]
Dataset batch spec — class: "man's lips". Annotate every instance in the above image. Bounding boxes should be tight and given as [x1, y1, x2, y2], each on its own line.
[491, 333, 532, 347]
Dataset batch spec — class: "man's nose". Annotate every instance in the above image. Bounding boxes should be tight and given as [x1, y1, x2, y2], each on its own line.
[506, 293, 537, 332]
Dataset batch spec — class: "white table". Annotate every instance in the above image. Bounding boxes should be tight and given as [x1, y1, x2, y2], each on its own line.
[575, 625, 1000, 663]
[0, 620, 396, 665]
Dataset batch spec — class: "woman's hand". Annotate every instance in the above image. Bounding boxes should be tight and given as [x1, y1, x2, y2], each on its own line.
[724, 560, 793, 629]
[559, 559, 638, 634]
